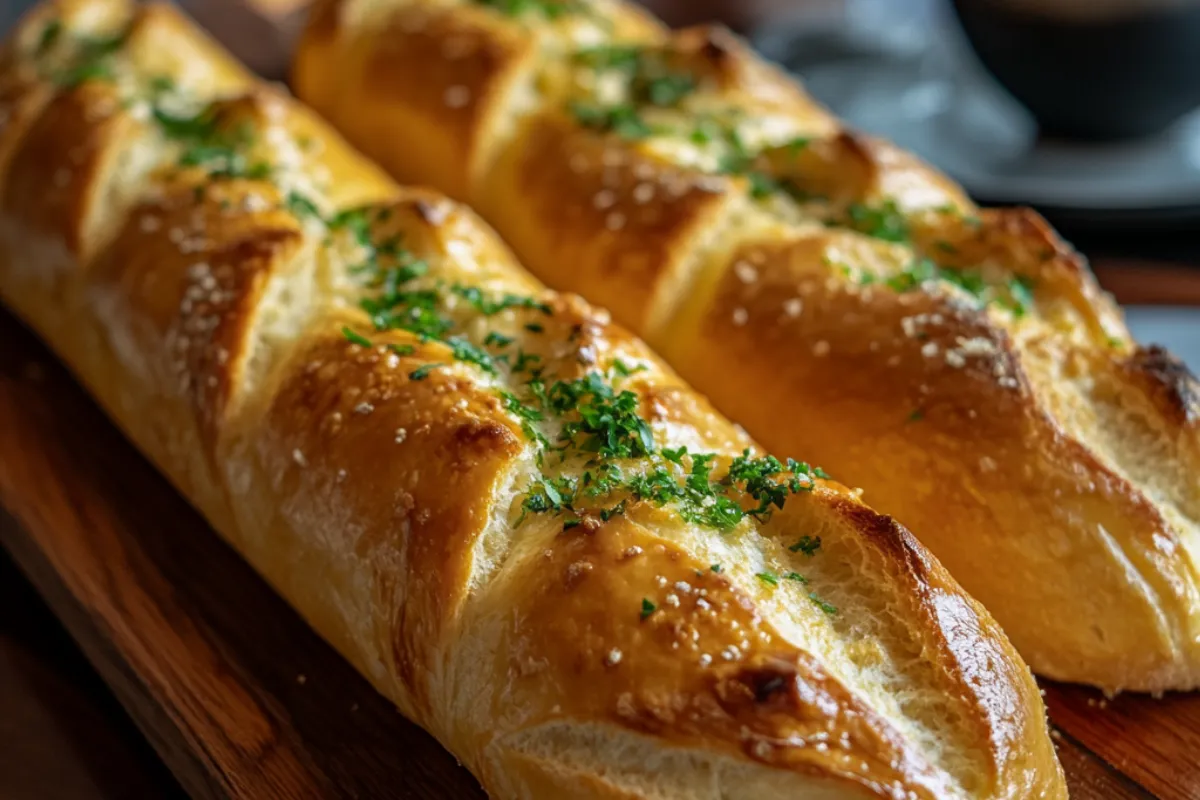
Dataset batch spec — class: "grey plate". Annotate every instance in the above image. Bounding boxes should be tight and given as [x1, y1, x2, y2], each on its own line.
[1125, 307, 1200, 371]
[754, 16, 1200, 224]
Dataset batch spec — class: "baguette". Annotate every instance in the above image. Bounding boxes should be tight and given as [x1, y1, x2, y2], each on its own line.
[0, 1, 1070, 798]
[295, 0, 1200, 693]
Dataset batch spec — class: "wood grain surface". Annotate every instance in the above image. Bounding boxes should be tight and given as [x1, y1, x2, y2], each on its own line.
[0, 547, 184, 800]
[0, 309, 484, 800]
[1, 262, 1199, 798]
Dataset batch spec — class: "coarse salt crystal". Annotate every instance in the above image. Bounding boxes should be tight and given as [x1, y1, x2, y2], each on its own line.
[733, 261, 758, 283]
[444, 85, 471, 108]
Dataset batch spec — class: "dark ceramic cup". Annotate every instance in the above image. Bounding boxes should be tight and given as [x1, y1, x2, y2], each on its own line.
[951, 0, 1200, 140]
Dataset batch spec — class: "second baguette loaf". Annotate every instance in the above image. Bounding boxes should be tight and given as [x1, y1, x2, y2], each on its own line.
[0, 1, 1065, 798]
[295, 0, 1200, 692]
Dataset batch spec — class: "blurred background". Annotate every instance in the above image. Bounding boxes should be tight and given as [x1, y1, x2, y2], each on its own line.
[3, 0, 1200, 369]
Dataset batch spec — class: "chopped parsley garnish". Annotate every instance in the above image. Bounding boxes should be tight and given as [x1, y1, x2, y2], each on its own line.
[809, 593, 838, 615]
[690, 118, 721, 145]
[512, 349, 542, 374]
[711, 563, 722, 573]
[785, 572, 808, 583]
[1007, 275, 1036, 316]
[475, 0, 581, 17]
[329, 207, 374, 247]
[484, 331, 514, 348]
[153, 106, 215, 139]
[640, 598, 656, 620]
[789, 536, 822, 556]
[546, 372, 655, 459]
[879, 258, 1036, 316]
[728, 451, 819, 520]
[574, 45, 641, 70]
[285, 191, 322, 220]
[36, 20, 62, 55]
[843, 200, 910, 243]
[713, 129, 797, 200]
[568, 44, 698, 139]
[152, 107, 265, 180]
[500, 391, 548, 448]
[519, 439, 826, 534]
[574, 45, 697, 109]
[643, 73, 695, 107]
[409, 363, 444, 381]
[756, 571, 779, 586]
[610, 358, 646, 377]
[58, 61, 113, 87]
[570, 101, 652, 140]
[450, 285, 551, 316]
[661, 445, 687, 464]
[53, 32, 125, 86]
[149, 75, 175, 95]
[341, 327, 372, 347]
[447, 336, 496, 374]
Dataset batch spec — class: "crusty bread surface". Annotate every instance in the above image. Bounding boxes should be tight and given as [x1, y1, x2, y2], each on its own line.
[0, 1, 1070, 798]
[294, 0, 1200, 693]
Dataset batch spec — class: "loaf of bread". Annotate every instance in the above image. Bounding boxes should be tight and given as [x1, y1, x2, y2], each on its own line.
[295, 0, 1200, 693]
[0, 1, 1067, 797]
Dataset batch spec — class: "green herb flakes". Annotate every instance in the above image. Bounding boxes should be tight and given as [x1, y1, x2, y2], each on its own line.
[809, 593, 838, 615]
[409, 363, 445, 381]
[843, 200, 910, 243]
[570, 101, 652, 140]
[640, 597, 657, 619]
[36, 20, 62, 56]
[341, 327, 372, 347]
[476, 0, 580, 18]
[789, 536, 821, 556]
[285, 191, 322, 220]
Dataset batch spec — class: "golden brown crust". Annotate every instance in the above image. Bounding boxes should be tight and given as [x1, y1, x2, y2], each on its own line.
[664, 227, 1200, 688]
[296, 0, 1200, 694]
[0, 2, 1065, 798]
[479, 113, 734, 332]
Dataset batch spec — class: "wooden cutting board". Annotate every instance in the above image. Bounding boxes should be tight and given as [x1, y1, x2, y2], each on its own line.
[0, 302, 1197, 799]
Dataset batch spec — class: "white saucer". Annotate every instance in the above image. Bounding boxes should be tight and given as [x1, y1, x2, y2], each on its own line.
[1125, 307, 1200, 371]
[754, 20, 1200, 225]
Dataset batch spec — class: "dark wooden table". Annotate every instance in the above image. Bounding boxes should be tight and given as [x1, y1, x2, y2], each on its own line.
[0, 548, 184, 799]
[0, 256, 1198, 799]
